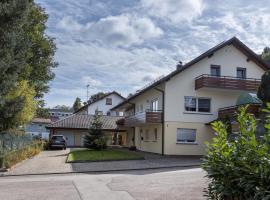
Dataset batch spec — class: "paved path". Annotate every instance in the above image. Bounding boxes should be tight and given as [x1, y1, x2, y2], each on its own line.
[3, 149, 201, 176]
[0, 168, 207, 200]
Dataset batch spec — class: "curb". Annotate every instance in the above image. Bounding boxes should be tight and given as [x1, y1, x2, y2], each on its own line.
[0, 163, 201, 177]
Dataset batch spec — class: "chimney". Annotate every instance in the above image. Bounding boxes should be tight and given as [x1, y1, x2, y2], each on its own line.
[176, 61, 183, 70]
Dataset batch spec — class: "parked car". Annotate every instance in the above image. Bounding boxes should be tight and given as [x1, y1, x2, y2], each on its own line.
[49, 135, 67, 150]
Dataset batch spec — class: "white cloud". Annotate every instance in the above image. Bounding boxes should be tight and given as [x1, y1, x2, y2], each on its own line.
[141, 0, 204, 24]
[57, 14, 163, 47]
[82, 76, 102, 87]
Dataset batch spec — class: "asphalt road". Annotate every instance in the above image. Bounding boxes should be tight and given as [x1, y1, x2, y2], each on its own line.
[0, 167, 207, 200]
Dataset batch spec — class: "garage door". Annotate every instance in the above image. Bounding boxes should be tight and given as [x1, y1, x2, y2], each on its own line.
[63, 132, 75, 146]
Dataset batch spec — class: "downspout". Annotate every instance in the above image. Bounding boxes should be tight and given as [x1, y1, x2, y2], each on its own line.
[154, 87, 165, 156]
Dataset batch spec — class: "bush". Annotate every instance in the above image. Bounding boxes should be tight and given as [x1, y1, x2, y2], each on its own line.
[1, 141, 45, 168]
[202, 106, 270, 200]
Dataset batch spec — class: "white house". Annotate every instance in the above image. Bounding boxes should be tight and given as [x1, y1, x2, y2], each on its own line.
[112, 37, 269, 155]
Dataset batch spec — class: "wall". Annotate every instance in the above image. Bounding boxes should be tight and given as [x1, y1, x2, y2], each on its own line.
[134, 124, 162, 154]
[165, 45, 265, 123]
[164, 122, 214, 155]
[88, 93, 124, 116]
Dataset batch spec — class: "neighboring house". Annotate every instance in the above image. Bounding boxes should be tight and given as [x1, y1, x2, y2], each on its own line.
[46, 115, 126, 147]
[75, 91, 125, 116]
[48, 108, 73, 121]
[46, 91, 126, 147]
[112, 37, 269, 156]
[25, 118, 52, 140]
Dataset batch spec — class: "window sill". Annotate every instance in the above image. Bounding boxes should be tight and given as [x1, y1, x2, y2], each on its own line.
[144, 140, 158, 143]
[176, 142, 198, 145]
[183, 111, 213, 115]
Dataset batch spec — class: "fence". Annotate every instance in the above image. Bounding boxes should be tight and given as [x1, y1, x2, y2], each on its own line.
[0, 132, 32, 155]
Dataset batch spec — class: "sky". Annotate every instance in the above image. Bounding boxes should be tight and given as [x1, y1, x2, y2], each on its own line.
[36, 0, 270, 107]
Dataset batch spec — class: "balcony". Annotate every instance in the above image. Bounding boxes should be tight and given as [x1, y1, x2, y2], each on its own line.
[195, 74, 261, 91]
[218, 104, 261, 119]
[119, 110, 163, 127]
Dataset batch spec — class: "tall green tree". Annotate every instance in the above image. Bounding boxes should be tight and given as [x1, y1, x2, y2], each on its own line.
[83, 111, 107, 150]
[73, 97, 82, 112]
[257, 71, 270, 107]
[0, 0, 57, 131]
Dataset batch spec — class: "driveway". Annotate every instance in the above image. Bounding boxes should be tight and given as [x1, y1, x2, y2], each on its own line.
[3, 148, 202, 176]
[4, 149, 72, 175]
[0, 168, 207, 200]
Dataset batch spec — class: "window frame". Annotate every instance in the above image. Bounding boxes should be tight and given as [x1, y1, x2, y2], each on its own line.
[210, 65, 221, 77]
[236, 67, 246, 79]
[184, 96, 211, 113]
[105, 98, 112, 105]
[176, 128, 197, 144]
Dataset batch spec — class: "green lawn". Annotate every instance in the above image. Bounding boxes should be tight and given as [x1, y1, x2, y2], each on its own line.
[67, 149, 144, 162]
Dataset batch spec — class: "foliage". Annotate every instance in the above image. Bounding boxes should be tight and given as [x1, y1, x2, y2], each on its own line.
[202, 106, 270, 200]
[0, 140, 45, 168]
[88, 92, 107, 103]
[0, 81, 36, 131]
[257, 71, 270, 107]
[36, 107, 50, 118]
[0, 0, 56, 132]
[83, 111, 107, 150]
[261, 47, 270, 62]
[73, 97, 82, 112]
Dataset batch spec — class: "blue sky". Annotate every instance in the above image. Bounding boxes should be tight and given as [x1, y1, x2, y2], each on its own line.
[36, 0, 270, 107]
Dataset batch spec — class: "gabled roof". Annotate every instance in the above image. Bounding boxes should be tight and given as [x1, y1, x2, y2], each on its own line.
[112, 37, 269, 110]
[46, 114, 124, 130]
[31, 118, 52, 124]
[74, 91, 125, 114]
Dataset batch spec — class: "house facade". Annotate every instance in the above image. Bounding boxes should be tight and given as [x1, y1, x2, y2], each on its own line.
[75, 91, 125, 116]
[112, 37, 269, 156]
[25, 118, 52, 140]
[46, 91, 126, 147]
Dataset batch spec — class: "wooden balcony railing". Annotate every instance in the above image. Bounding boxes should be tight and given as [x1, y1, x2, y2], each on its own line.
[118, 110, 163, 127]
[195, 74, 261, 91]
[218, 104, 261, 119]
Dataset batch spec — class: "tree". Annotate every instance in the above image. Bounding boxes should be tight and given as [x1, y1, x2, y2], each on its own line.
[73, 97, 82, 112]
[257, 71, 270, 107]
[53, 105, 72, 112]
[261, 47, 270, 62]
[88, 92, 107, 103]
[0, 81, 36, 131]
[0, 0, 57, 132]
[83, 111, 107, 150]
[36, 101, 50, 118]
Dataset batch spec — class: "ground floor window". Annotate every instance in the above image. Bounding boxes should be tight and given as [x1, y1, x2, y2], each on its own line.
[176, 128, 196, 143]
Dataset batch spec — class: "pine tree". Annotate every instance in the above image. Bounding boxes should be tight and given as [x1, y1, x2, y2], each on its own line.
[83, 112, 107, 150]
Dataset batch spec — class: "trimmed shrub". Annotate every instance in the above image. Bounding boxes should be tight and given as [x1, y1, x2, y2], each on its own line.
[202, 106, 270, 199]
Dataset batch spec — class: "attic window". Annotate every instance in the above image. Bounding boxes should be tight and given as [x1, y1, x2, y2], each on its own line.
[106, 98, 112, 105]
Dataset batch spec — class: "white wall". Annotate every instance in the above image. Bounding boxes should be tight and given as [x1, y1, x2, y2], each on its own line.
[87, 93, 124, 116]
[165, 45, 265, 123]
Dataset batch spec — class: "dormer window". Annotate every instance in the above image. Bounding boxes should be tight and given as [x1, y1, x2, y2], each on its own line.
[106, 98, 112, 105]
[210, 65, 221, 76]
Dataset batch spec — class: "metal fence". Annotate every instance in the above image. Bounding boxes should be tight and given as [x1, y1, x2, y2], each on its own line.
[0, 132, 32, 155]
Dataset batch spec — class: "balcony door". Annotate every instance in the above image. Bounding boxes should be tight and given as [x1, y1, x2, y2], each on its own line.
[151, 99, 158, 112]
[210, 65, 221, 77]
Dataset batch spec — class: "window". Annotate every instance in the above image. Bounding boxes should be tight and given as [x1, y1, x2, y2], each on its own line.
[154, 128, 158, 141]
[151, 99, 158, 111]
[185, 97, 196, 111]
[140, 104, 143, 112]
[198, 98, 211, 112]
[210, 65, 221, 76]
[107, 111, 111, 116]
[106, 98, 112, 105]
[177, 128, 196, 143]
[237, 67, 246, 79]
[184, 96, 211, 113]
